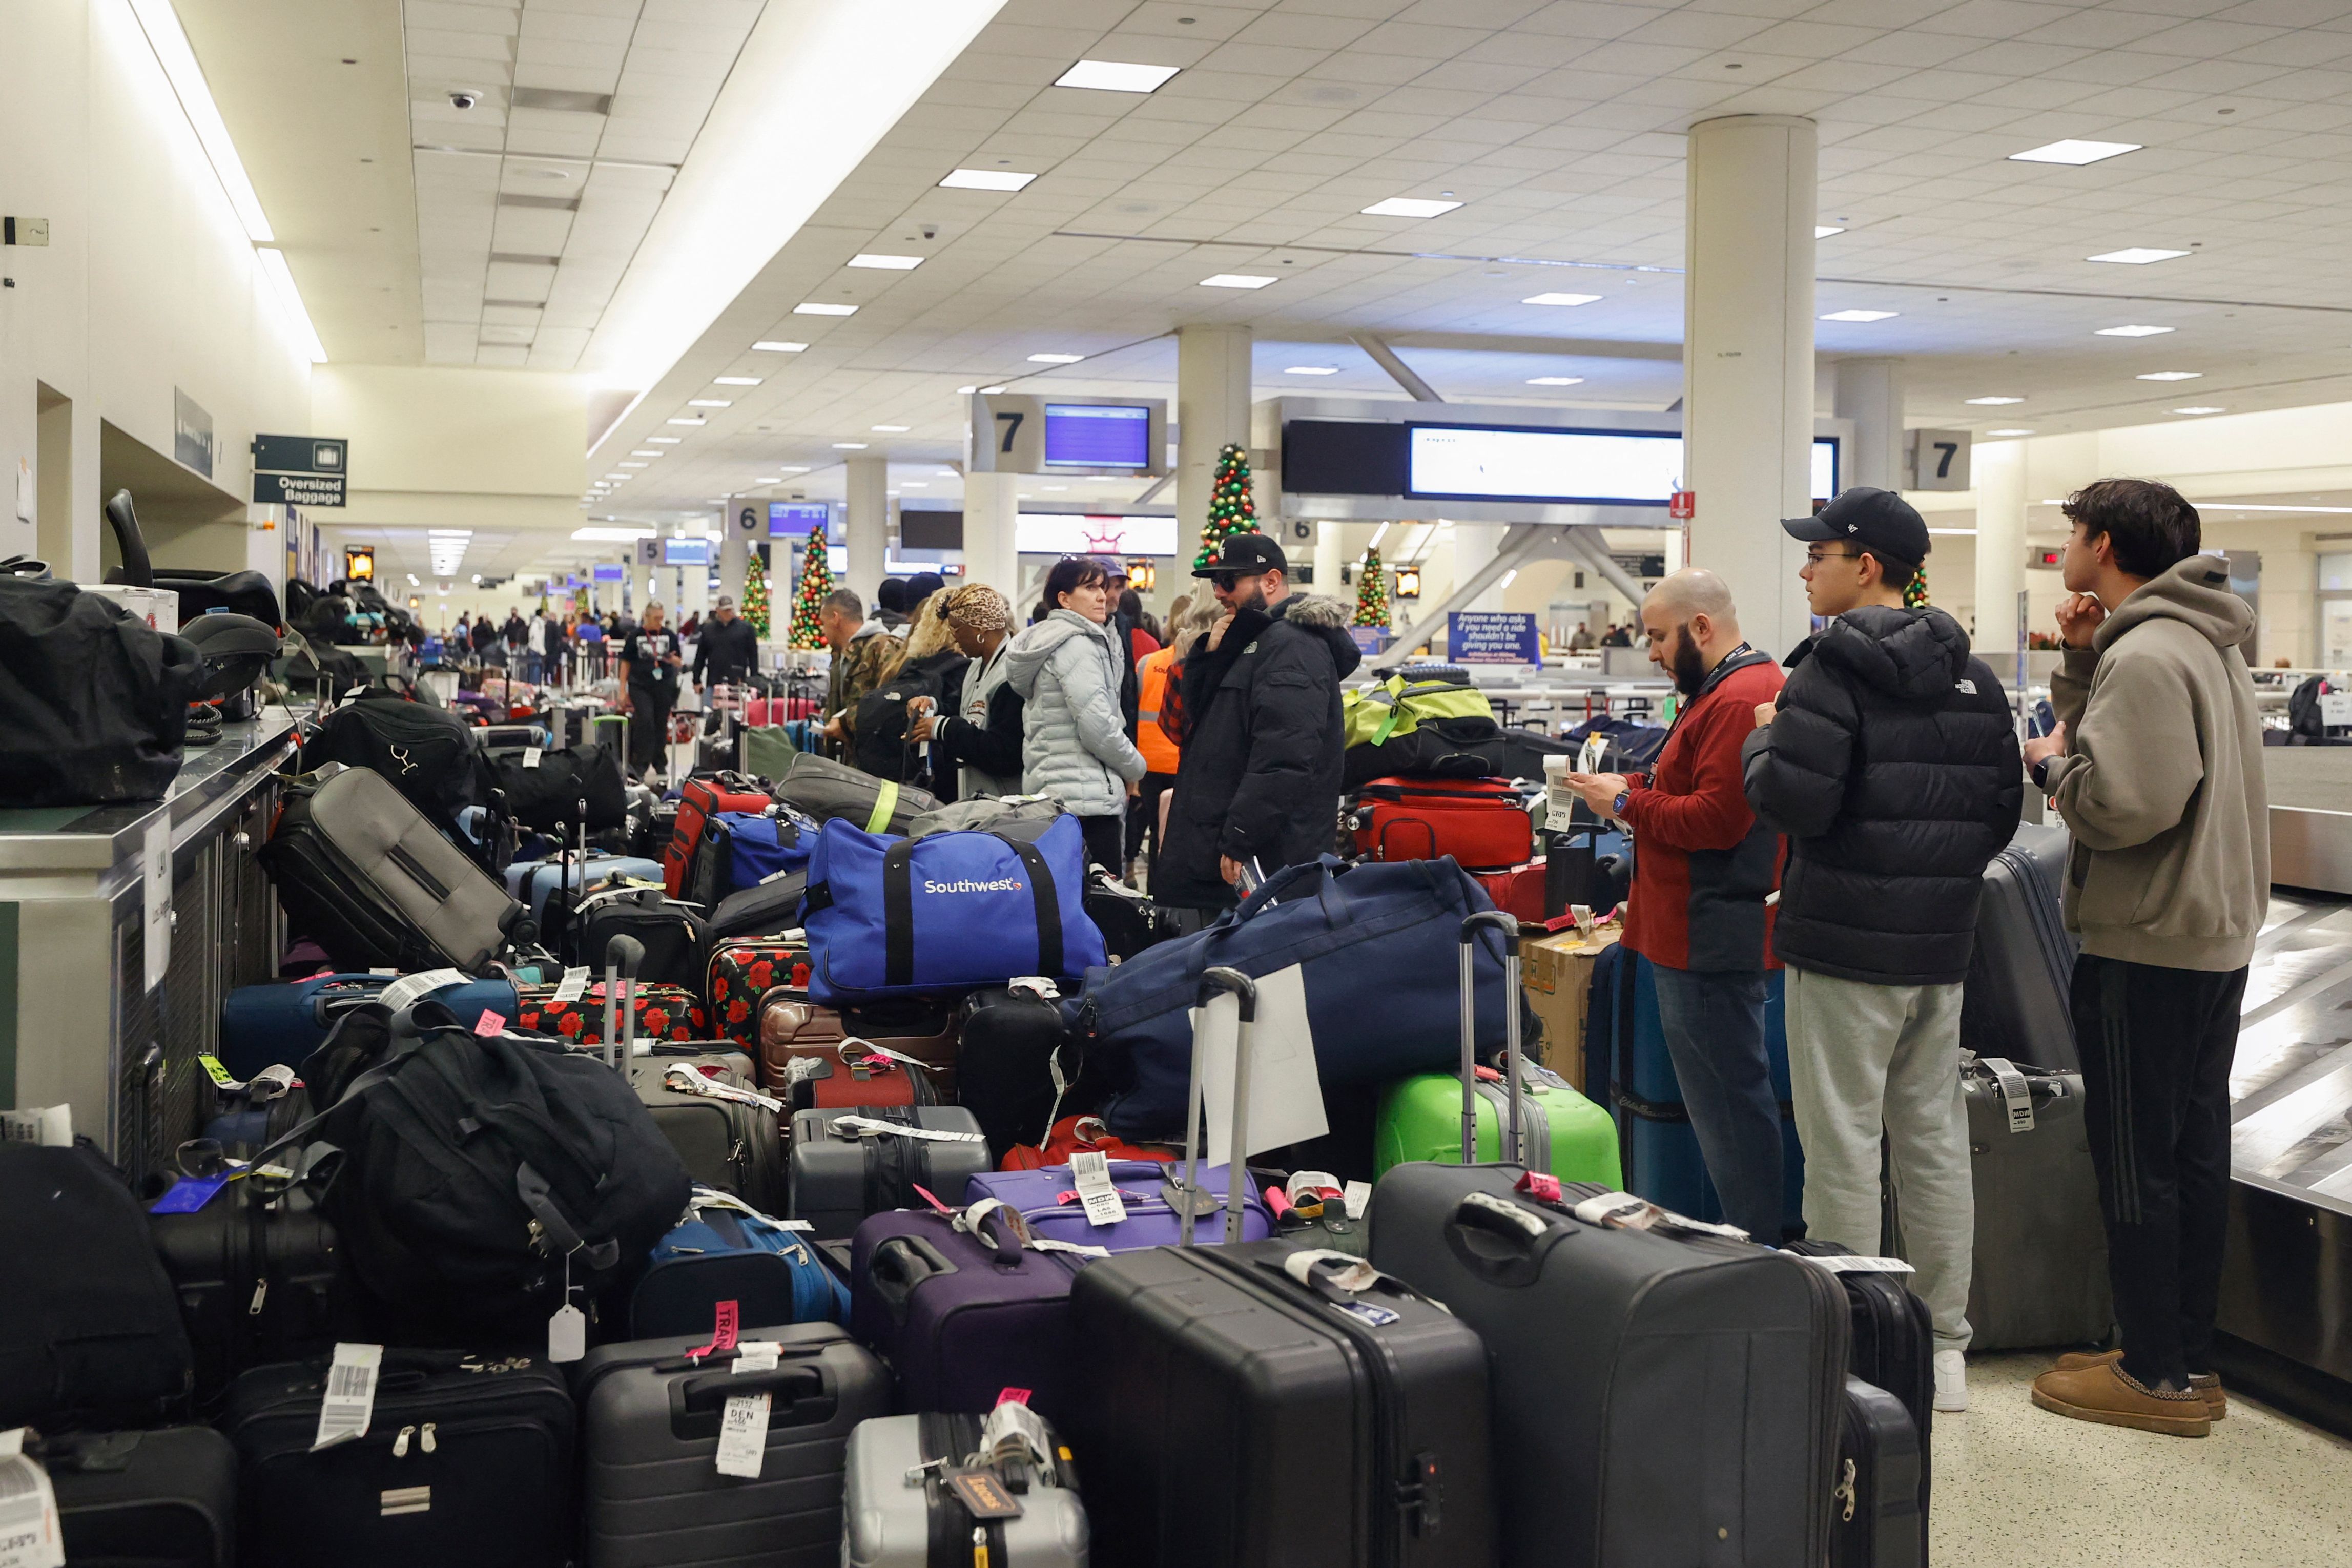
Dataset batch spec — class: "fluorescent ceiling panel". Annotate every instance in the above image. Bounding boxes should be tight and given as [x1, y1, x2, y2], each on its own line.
[2095, 325, 2172, 337]
[752, 341, 807, 353]
[1524, 293, 1600, 307]
[2011, 139, 2140, 165]
[849, 254, 924, 270]
[940, 168, 1036, 191]
[1360, 197, 1460, 218]
[2088, 248, 2189, 265]
[1055, 60, 1179, 92]
[1821, 309, 1897, 322]
[1200, 274, 1275, 289]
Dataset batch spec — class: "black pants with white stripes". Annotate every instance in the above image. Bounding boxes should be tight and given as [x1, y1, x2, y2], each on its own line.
[2070, 953, 2247, 1390]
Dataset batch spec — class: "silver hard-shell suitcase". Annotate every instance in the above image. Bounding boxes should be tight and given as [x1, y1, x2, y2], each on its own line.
[574, 1322, 888, 1568]
[841, 1411, 1088, 1568]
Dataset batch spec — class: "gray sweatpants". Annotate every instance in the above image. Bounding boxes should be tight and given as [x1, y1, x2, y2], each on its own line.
[1785, 966, 1975, 1353]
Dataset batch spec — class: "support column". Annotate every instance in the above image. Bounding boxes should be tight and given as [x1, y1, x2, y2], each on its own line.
[1175, 325, 1254, 566]
[1973, 438, 2028, 691]
[962, 472, 1020, 608]
[1452, 522, 1507, 612]
[679, 523, 712, 618]
[844, 454, 888, 601]
[1314, 520, 1346, 605]
[721, 498, 751, 607]
[1683, 114, 1818, 657]
[1833, 357, 1906, 493]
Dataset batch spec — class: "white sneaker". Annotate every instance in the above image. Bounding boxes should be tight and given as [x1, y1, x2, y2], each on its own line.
[1934, 1349, 1969, 1413]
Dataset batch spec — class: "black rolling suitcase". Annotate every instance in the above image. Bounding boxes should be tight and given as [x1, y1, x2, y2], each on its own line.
[221, 1349, 575, 1568]
[147, 1176, 349, 1404]
[1833, 1378, 1924, 1568]
[1067, 968, 1496, 1568]
[257, 766, 528, 973]
[956, 983, 1068, 1162]
[574, 1322, 889, 1568]
[1959, 822, 2078, 1070]
[38, 1426, 238, 1568]
[1787, 1242, 1932, 1567]
[1370, 1166, 1848, 1568]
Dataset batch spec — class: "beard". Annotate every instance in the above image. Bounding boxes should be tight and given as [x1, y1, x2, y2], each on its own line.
[1231, 580, 1269, 617]
[1668, 628, 1708, 696]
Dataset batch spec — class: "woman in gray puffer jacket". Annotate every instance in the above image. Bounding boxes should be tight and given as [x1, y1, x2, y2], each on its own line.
[1003, 556, 1148, 873]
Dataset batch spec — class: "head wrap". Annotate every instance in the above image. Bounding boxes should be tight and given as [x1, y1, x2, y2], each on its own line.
[944, 583, 1011, 632]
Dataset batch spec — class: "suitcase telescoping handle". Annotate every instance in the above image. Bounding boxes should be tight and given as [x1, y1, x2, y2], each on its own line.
[1177, 966, 1258, 1249]
[1458, 912, 1523, 1166]
[603, 934, 644, 1070]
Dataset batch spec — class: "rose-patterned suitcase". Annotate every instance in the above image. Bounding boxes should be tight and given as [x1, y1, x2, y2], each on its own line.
[706, 940, 811, 1053]
[515, 980, 709, 1044]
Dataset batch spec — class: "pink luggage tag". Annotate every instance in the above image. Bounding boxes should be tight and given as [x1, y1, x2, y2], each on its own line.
[685, 1299, 740, 1360]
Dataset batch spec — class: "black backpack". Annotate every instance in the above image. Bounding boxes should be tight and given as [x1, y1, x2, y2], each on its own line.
[854, 649, 967, 782]
[0, 1141, 195, 1429]
[271, 1003, 692, 1343]
[306, 697, 484, 827]
[0, 578, 203, 806]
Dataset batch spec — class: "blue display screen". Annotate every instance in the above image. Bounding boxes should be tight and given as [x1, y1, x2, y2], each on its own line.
[662, 538, 711, 565]
[591, 564, 624, 582]
[1043, 403, 1152, 469]
[769, 502, 840, 543]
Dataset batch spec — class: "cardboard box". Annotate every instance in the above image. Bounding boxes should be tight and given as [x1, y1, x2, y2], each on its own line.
[1520, 926, 1621, 1094]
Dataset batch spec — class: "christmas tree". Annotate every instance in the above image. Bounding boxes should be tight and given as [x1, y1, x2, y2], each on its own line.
[1903, 561, 1930, 609]
[742, 548, 771, 637]
[1353, 547, 1390, 627]
[787, 524, 832, 650]
[1192, 442, 1261, 571]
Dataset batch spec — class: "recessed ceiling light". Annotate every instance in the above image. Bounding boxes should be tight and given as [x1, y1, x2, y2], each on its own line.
[793, 302, 858, 316]
[2095, 324, 2173, 337]
[781, 466, 810, 472]
[956, 385, 979, 395]
[1524, 292, 1602, 307]
[753, 476, 781, 483]
[2137, 370, 2202, 381]
[1199, 274, 1276, 289]
[872, 424, 910, 432]
[1985, 428, 2035, 437]
[1360, 197, 1461, 218]
[1285, 365, 1340, 376]
[1055, 59, 1180, 92]
[834, 442, 869, 449]
[688, 398, 732, 407]
[2171, 406, 2225, 415]
[2011, 138, 2142, 166]
[1814, 225, 1845, 239]
[937, 469, 957, 476]
[603, 473, 629, 480]
[1042, 485, 1067, 491]
[618, 461, 648, 468]
[848, 253, 924, 270]
[1820, 308, 1898, 322]
[713, 376, 761, 386]
[668, 417, 706, 426]
[980, 385, 1006, 394]
[630, 449, 661, 457]
[752, 340, 807, 353]
[1027, 352, 1086, 363]
[1964, 396, 2025, 405]
[1526, 376, 1585, 386]
[2088, 247, 2189, 265]
[648, 436, 681, 444]
[902, 482, 927, 488]
[940, 168, 1036, 192]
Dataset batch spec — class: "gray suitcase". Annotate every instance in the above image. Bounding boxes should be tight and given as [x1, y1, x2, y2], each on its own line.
[841, 1411, 1088, 1568]
[786, 1104, 991, 1240]
[575, 1322, 888, 1568]
[1949, 1056, 2114, 1351]
[259, 764, 526, 973]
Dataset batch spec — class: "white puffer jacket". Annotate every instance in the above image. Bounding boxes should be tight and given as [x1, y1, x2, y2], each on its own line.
[1002, 609, 1148, 816]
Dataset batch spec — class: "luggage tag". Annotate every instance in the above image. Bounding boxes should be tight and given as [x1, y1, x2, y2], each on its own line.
[831, 1114, 985, 1145]
[0, 1427, 66, 1568]
[522, 747, 543, 769]
[150, 1171, 241, 1214]
[1068, 1150, 1129, 1227]
[310, 1343, 384, 1452]
[1281, 1249, 1404, 1326]
[663, 1065, 784, 1115]
[955, 1198, 1109, 1261]
[548, 1252, 587, 1364]
[1343, 1181, 1372, 1221]
[1565, 1188, 1749, 1242]
[198, 1054, 241, 1093]
[1978, 1057, 2037, 1134]
[1792, 1253, 1916, 1276]
[713, 1340, 781, 1480]
[378, 967, 467, 1014]
[1006, 976, 1060, 1001]
[686, 1300, 741, 1361]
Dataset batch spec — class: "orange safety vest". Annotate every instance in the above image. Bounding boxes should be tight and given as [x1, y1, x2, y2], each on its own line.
[1136, 646, 1180, 774]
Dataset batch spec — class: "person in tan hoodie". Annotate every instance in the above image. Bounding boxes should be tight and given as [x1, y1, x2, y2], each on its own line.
[2020, 478, 2267, 1439]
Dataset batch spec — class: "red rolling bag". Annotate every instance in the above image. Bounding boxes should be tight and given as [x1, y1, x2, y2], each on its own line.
[661, 775, 769, 897]
[1352, 775, 1533, 871]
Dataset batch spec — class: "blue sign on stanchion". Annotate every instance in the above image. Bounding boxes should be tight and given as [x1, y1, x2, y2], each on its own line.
[1449, 611, 1541, 666]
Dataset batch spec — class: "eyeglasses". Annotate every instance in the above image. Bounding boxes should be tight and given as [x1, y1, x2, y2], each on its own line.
[1210, 571, 1242, 592]
[1804, 548, 1861, 567]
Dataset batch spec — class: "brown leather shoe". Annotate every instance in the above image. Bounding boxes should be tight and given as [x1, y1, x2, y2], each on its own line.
[2033, 1360, 2210, 1436]
[2051, 1350, 2226, 1418]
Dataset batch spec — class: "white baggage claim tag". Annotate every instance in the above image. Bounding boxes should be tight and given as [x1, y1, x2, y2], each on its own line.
[1068, 1150, 1128, 1227]
[551, 967, 590, 1005]
[1191, 965, 1328, 1168]
[312, 1343, 383, 1451]
[377, 968, 466, 1014]
[714, 1342, 781, 1479]
[0, 1428, 65, 1568]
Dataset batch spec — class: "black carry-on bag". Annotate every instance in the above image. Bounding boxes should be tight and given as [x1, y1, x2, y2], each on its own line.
[1959, 822, 2079, 1070]
[1830, 1375, 1926, 1568]
[1069, 967, 1498, 1568]
[37, 1425, 239, 1568]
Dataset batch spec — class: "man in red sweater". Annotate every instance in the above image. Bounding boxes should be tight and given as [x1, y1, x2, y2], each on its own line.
[1562, 568, 1787, 1242]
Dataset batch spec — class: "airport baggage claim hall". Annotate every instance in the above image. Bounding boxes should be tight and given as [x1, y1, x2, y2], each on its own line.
[6, 3, 2352, 1567]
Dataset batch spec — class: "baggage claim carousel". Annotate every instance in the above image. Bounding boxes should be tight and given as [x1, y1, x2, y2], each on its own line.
[2219, 746, 2352, 1426]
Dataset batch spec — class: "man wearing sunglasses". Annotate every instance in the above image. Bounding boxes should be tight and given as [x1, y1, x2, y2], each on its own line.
[1742, 485, 2022, 1418]
[1156, 533, 1360, 919]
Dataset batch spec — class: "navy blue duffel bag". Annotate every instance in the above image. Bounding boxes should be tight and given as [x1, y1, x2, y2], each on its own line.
[1070, 855, 1517, 1138]
[803, 814, 1106, 1002]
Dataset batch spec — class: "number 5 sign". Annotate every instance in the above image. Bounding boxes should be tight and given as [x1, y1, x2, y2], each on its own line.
[1907, 429, 1973, 492]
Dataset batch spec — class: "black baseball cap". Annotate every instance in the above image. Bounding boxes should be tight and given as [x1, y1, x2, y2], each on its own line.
[1783, 486, 1929, 569]
[1192, 532, 1288, 578]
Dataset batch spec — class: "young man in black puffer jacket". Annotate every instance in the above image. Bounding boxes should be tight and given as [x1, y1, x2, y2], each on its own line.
[1742, 486, 2021, 1418]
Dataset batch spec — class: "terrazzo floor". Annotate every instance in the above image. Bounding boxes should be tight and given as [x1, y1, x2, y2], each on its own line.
[1935, 1353, 2352, 1566]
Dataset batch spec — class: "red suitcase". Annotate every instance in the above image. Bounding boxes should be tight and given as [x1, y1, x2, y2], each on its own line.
[706, 939, 811, 1051]
[788, 1041, 941, 1112]
[1476, 859, 1548, 921]
[1352, 775, 1533, 871]
[662, 774, 769, 897]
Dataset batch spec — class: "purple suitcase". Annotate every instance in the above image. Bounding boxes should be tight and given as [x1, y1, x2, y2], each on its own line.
[848, 1203, 1089, 1425]
[963, 1159, 1273, 1250]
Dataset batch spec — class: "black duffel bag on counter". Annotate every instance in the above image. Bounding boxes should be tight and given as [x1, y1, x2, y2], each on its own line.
[0, 576, 201, 805]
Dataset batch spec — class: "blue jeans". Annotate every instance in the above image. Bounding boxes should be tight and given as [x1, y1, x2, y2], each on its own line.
[1649, 964, 1786, 1244]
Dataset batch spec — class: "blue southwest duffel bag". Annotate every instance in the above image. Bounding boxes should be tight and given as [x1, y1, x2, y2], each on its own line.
[802, 814, 1106, 1002]
[1071, 855, 1518, 1138]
